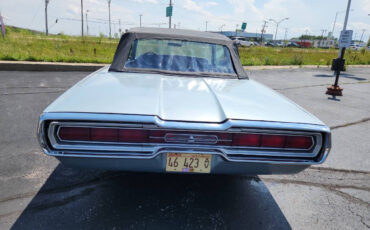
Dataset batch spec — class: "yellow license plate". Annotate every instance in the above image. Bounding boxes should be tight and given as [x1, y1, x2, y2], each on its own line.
[166, 153, 212, 173]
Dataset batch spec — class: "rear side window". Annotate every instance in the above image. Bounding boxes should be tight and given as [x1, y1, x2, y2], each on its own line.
[124, 39, 235, 74]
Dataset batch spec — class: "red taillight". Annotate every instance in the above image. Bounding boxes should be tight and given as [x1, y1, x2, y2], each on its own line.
[58, 126, 313, 150]
[59, 127, 90, 141]
[91, 128, 118, 142]
[231, 133, 313, 149]
[59, 127, 147, 143]
[119, 129, 148, 142]
[285, 136, 313, 149]
[261, 135, 285, 148]
[232, 134, 260, 147]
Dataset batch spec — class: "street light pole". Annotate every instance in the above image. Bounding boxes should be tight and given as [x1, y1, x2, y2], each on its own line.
[45, 0, 49, 35]
[139, 14, 142, 27]
[331, 12, 339, 38]
[269, 17, 289, 40]
[205, 21, 208, 32]
[168, 0, 172, 29]
[359, 29, 366, 42]
[108, 0, 111, 38]
[331, 9, 354, 38]
[85, 10, 89, 36]
[81, 0, 84, 37]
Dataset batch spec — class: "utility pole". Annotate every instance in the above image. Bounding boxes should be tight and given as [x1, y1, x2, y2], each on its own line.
[205, 21, 208, 31]
[319, 29, 327, 47]
[118, 19, 122, 35]
[81, 0, 84, 37]
[260, 20, 268, 43]
[326, 0, 352, 97]
[269, 17, 289, 40]
[139, 14, 142, 27]
[359, 29, 366, 42]
[45, 0, 49, 35]
[108, 0, 111, 38]
[85, 10, 89, 36]
[284, 28, 288, 43]
[168, 0, 172, 29]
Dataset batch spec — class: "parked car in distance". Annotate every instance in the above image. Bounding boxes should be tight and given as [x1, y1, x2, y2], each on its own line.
[349, 44, 360, 50]
[231, 37, 254, 47]
[38, 28, 331, 175]
[265, 42, 277, 47]
[287, 42, 300, 47]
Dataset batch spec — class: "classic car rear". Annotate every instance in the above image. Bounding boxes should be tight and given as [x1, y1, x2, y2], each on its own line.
[38, 28, 331, 175]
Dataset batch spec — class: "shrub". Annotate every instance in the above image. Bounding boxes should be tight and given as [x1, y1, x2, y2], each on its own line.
[290, 55, 303, 65]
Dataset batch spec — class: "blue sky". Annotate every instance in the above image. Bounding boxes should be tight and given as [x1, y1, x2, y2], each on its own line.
[0, 0, 369, 40]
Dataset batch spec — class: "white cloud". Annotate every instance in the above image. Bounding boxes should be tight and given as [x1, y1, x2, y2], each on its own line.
[176, 0, 213, 18]
[360, 0, 370, 13]
[204, 1, 218, 7]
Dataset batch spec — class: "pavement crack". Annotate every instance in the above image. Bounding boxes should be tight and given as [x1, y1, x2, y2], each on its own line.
[347, 202, 370, 229]
[0, 171, 123, 204]
[274, 80, 370, 91]
[262, 177, 370, 207]
[330, 117, 370, 130]
[310, 166, 370, 175]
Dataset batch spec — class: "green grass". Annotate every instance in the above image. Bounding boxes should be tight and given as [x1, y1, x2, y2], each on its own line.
[0, 26, 118, 63]
[239, 46, 370, 66]
[1, 26, 369, 66]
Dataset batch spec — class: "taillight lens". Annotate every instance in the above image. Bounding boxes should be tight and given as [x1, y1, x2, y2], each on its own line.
[233, 134, 260, 147]
[261, 135, 285, 148]
[91, 128, 118, 142]
[119, 129, 148, 142]
[58, 127, 313, 150]
[231, 133, 313, 149]
[285, 136, 313, 149]
[59, 127, 90, 141]
[58, 127, 147, 143]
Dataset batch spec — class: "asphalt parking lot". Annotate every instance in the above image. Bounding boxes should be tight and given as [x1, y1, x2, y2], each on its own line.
[0, 67, 369, 229]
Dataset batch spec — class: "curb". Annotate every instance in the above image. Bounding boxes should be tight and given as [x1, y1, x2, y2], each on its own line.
[243, 65, 370, 71]
[0, 60, 369, 72]
[0, 61, 106, 72]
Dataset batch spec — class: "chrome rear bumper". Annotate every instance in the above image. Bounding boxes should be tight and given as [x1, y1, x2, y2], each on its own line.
[56, 153, 311, 175]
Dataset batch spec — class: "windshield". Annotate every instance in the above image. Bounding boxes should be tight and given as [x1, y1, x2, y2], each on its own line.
[124, 39, 235, 74]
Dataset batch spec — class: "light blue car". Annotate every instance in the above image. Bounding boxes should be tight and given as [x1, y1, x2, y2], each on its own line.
[38, 28, 331, 175]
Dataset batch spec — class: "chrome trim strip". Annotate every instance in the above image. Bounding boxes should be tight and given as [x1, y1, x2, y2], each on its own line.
[38, 112, 331, 164]
[49, 121, 320, 158]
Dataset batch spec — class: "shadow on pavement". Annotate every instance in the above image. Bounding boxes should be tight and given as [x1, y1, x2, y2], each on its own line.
[314, 73, 366, 81]
[11, 164, 291, 230]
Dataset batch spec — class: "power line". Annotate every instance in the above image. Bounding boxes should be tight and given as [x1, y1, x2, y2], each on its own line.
[29, 0, 43, 28]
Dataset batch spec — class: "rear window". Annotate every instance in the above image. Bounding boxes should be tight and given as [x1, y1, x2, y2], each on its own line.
[124, 39, 235, 74]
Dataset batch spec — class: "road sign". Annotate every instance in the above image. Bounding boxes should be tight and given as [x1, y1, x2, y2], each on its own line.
[338, 30, 353, 48]
[166, 6, 173, 17]
[241, 22, 247, 32]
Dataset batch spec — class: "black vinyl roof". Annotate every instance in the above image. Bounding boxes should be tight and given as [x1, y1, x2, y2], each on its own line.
[109, 28, 248, 79]
[128, 27, 231, 42]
